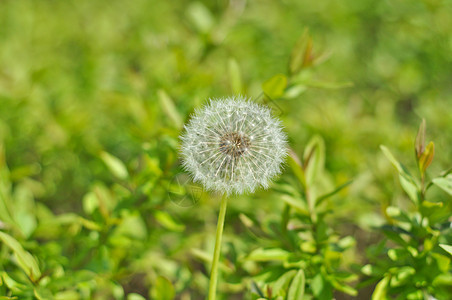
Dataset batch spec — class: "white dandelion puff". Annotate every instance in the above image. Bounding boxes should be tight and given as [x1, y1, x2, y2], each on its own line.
[180, 96, 288, 195]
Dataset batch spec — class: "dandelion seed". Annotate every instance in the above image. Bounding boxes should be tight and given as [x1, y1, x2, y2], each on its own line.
[180, 96, 287, 195]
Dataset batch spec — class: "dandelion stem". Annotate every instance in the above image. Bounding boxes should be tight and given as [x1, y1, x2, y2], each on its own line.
[208, 194, 228, 300]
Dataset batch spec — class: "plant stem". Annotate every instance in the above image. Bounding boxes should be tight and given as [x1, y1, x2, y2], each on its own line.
[208, 194, 228, 300]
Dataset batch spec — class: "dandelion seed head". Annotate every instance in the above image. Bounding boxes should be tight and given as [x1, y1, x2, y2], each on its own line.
[180, 96, 288, 195]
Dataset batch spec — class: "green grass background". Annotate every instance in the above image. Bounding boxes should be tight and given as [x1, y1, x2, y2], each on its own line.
[0, 0, 451, 299]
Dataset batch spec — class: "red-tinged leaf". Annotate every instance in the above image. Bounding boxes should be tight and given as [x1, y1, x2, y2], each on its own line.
[415, 119, 426, 159]
[418, 141, 434, 174]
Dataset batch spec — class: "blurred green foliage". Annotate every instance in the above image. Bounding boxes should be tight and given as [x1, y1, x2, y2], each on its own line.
[0, 0, 451, 299]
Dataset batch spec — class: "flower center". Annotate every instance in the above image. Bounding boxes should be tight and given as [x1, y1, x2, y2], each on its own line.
[219, 132, 250, 158]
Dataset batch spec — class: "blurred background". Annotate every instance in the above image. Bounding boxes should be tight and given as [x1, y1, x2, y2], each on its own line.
[0, 0, 451, 299]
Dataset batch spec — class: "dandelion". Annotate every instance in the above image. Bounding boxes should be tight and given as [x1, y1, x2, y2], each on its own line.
[180, 96, 287, 299]
[180, 96, 287, 195]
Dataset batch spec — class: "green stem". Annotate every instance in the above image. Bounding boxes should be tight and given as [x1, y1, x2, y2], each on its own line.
[208, 195, 228, 300]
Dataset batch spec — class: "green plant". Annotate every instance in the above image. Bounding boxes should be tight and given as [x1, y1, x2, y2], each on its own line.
[238, 136, 357, 299]
[364, 121, 452, 300]
[1, 0, 451, 298]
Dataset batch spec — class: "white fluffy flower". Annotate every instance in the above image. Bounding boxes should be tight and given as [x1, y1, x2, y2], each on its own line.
[180, 96, 287, 195]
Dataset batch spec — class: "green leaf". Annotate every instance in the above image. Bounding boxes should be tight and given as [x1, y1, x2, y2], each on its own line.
[0, 149, 17, 231]
[330, 278, 357, 296]
[54, 290, 81, 300]
[311, 274, 332, 299]
[372, 275, 389, 300]
[316, 180, 352, 207]
[431, 252, 450, 273]
[289, 30, 308, 74]
[262, 74, 288, 99]
[304, 135, 325, 187]
[391, 267, 415, 287]
[238, 213, 269, 239]
[385, 206, 401, 217]
[287, 269, 305, 300]
[287, 149, 307, 188]
[385, 206, 411, 223]
[0, 271, 27, 292]
[300, 241, 316, 253]
[381, 225, 411, 247]
[228, 58, 243, 94]
[150, 276, 175, 300]
[246, 248, 290, 262]
[157, 89, 183, 129]
[388, 248, 409, 261]
[380, 145, 408, 175]
[284, 85, 307, 99]
[82, 184, 116, 219]
[154, 210, 185, 232]
[361, 264, 385, 277]
[34, 287, 53, 300]
[432, 175, 452, 196]
[421, 200, 443, 208]
[100, 151, 129, 180]
[113, 212, 147, 240]
[12, 184, 37, 238]
[82, 191, 98, 215]
[380, 145, 419, 203]
[398, 174, 419, 204]
[337, 236, 356, 250]
[432, 273, 452, 286]
[280, 194, 309, 216]
[190, 248, 232, 272]
[271, 270, 296, 295]
[239, 213, 254, 228]
[439, 244, 452, 256]
[15, 212, 36, 239]
[405, 289, 423, 300]
[250, 281, 265, 298]
[55, 213, 101, 231]
[127, 293, 146, 300]
[186, 2, 214, 33]
[0, 231, 41, 281]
